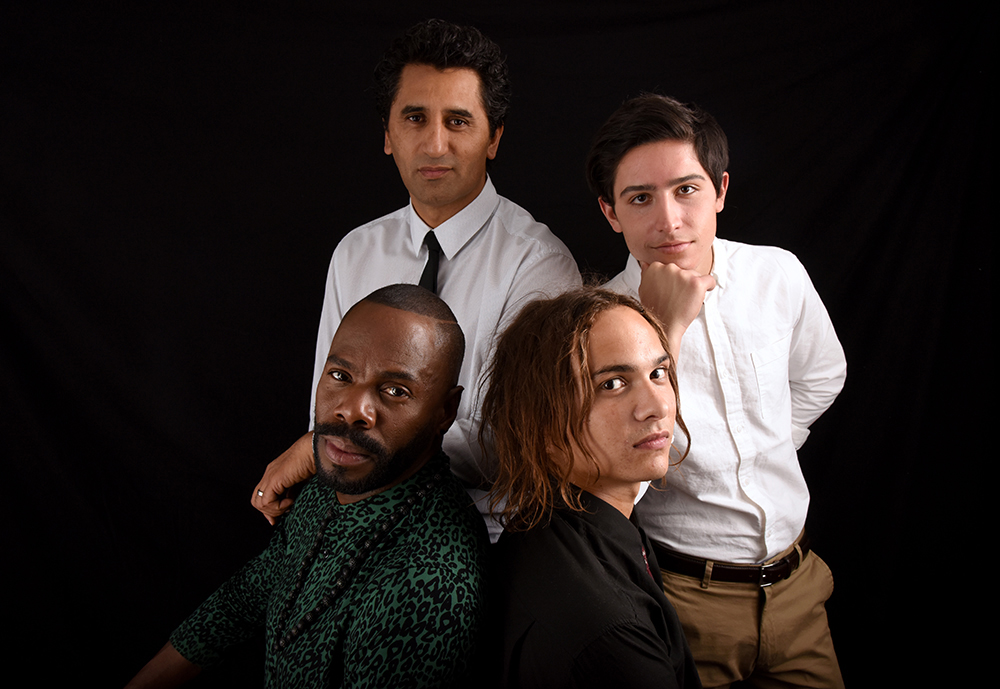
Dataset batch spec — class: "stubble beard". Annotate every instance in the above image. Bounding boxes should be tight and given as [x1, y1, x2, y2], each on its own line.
[312, 421, 436, 496]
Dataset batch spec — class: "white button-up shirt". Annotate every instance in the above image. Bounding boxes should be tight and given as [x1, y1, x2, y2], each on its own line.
[311, 177, 581, 485]
[606, 238, 846, 562]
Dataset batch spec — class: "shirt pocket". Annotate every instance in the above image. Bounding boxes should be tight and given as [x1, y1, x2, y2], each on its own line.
[750, 331, 792, 420]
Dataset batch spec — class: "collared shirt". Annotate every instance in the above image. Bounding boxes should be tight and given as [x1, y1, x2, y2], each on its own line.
[311, 178, 581, 485]
[605, 239, 846, 562]
[171, 452, 488, 687]
[492, 492, 700, 689]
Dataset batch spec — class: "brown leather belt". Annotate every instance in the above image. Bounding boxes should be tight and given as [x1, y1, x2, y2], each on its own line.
[650, 534, 810, 588]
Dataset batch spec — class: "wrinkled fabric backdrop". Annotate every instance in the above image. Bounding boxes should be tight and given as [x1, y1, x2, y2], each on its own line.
[1, 2, 985, 686]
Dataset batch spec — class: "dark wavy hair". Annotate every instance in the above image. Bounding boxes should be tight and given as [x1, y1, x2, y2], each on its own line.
[373, 19, 510, 137]
[585, 94, 729, 205]
[481, 287, 689, 532]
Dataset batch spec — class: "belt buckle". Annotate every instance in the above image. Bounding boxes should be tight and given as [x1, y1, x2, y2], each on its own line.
[758, 561, 785, 587]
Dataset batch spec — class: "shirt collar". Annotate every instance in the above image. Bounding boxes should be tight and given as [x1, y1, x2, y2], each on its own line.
[408, 176, 500, 260]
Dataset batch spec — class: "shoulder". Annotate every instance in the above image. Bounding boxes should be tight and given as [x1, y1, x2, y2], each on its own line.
[388, 472, 488, 577]
[493, 513, 630, 638]
[723, 238, 807, 280]
[493, 195, 575, 260]
[332, 205, 411, 256]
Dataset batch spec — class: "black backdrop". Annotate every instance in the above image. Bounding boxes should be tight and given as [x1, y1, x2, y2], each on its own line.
[1, 2, 986, 686]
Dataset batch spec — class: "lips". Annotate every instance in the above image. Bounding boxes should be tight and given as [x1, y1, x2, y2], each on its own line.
[633, 431, 671, 450]
[418, 166, 451, 180]
[652, 241, 691, 255]
[322, 435, 372, 467]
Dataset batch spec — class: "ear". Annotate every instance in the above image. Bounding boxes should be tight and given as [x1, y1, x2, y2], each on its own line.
[383, 123, 392, 156]
[437, 386, 464, 434]
[486, 123, 504, 160]
[715, 171, 729, 212]
[598, 197, 624, 234]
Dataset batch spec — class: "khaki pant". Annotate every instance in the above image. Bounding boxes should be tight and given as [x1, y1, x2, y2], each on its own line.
[660, 543, 844, 688]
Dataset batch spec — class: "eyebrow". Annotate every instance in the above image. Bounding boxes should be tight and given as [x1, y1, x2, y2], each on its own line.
[591, 353, 670, 379]
[618, 174, 707, 199]
[326, 354, 417, 383]
[399, 104, 476, 120]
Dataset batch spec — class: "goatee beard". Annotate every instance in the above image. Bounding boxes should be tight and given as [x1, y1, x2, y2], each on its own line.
[312, 421, 435, 496]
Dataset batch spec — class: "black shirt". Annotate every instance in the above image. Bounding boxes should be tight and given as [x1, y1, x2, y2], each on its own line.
[490, 491, 700, 689]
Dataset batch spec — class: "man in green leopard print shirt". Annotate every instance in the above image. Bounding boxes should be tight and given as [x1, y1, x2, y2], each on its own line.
[127, 285, 488, 688]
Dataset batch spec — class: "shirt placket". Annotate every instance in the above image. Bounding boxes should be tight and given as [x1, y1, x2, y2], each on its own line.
[704, 292, 767, 546]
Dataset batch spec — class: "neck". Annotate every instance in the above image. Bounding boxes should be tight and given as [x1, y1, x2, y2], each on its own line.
[411, 174, 487, 228]
[573, 480, 640, 519]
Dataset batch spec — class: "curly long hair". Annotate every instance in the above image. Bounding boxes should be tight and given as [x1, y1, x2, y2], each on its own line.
[481, 287, 689, 532]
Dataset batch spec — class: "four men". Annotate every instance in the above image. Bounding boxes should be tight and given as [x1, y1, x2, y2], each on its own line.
[127, 285, 487, 688]
[135, 18, 849, 689]
[588, 94, 847, 687]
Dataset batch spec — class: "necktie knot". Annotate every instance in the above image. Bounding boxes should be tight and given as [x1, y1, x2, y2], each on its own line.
[418, 231, 442, 293]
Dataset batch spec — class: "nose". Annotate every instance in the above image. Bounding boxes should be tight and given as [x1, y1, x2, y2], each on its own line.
[657, 195, 683, 232]
[422, 119, 448, 158]
[634, 378, 674, 424]
[334, 387, 376, 429]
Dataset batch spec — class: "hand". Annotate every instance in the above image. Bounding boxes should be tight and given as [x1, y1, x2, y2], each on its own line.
[251, 432, 317, 525]
[638, 261, 717, 360]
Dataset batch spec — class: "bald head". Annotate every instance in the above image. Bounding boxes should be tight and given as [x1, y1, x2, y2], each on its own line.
[349, 284, 466, 387]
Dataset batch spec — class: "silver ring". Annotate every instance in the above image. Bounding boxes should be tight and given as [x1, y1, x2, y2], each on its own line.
[256, 489, 264, 498]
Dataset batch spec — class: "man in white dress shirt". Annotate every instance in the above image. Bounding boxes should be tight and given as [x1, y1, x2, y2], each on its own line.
[587, 94, 846, 688]
[250, 20, 580, 531]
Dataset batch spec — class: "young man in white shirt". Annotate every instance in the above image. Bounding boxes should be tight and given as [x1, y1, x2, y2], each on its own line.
[587, 94, 846, 688]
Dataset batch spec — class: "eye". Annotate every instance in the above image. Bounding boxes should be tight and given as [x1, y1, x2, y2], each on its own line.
[629, 193, 650, 205]
[448, 117, 469, 127]
[328, 369, 350, 383]
[677, 184, 697, 196]
[382, 385, 411, 399]
[405, 113, 424, 124]
[599, 377, 625, 391]
[650, 366, 668, 380]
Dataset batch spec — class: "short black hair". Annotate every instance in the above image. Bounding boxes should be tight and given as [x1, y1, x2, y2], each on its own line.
[358, 284, 465, 387]
[585, 94, 729, 205]
[373, 18, 511, 137]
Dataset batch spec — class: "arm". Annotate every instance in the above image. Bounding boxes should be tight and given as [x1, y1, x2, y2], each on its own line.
[785, 260, 847, 448]
[450, 249, 582, 485]
[250, 432, 316, 524]
[126, 519, 287, 687]
[125, 642, 201, 689]
[637, 260, 716, 362]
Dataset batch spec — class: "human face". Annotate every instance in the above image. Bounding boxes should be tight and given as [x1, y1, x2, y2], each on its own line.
[599, 140, 728, 276]
[383, 64, 503, 228]
[313, 301, 460, 503]
[573, 306, 677, 516]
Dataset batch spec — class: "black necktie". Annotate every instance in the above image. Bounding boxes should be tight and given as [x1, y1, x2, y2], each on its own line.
[418, 231, 442, 294]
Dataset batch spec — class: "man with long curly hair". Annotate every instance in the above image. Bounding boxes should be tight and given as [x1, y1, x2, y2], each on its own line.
[484, 287, 700, 689]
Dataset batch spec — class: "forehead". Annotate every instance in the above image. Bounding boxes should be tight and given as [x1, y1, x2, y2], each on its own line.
[393, 63, 485, 113]
[613, 139, 707, 192]
[586, 306, 666, 372]
[331, 301, 443, 381]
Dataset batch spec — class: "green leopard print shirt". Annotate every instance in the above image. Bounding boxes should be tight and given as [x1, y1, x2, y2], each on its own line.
[170, 452, 488, 687]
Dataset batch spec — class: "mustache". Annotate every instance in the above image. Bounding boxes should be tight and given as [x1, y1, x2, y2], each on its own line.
[313, 421, 387, 457]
